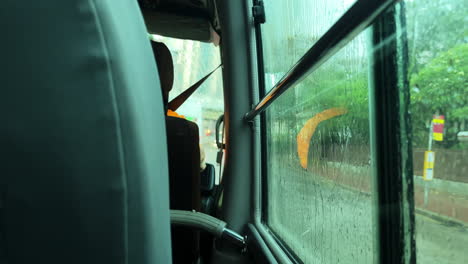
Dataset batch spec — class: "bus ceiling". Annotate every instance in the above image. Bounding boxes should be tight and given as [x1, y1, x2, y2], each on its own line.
[138, 0, 221, 44]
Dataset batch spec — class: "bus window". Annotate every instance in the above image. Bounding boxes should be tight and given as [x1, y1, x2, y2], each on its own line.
[263, 23, 374, 264]
[260, 1, 374, 263]
[152, 35, 224, 184]
[404, 0, 468, 263]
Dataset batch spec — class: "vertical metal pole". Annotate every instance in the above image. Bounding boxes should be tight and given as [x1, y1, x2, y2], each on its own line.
[424, 121, 433, 206]
[428, 121, 433, 151]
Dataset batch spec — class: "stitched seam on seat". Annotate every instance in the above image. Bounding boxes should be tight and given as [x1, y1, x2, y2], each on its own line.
[87, 1, 129, 263]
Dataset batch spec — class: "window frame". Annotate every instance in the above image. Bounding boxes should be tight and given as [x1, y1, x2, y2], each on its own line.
[369, 4, 416, 263]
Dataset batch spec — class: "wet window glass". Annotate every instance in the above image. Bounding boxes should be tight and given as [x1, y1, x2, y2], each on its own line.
[402, 0, 468, 263]
[263, 27, 375, 264]
[152, 36, 224, 183]
[261, 0, 356, 82]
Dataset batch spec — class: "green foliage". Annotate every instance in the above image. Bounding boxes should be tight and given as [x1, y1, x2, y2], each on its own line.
[266, 64, 371, 165]
[296, 68, 370, 147]
[410, 44, 468, 148]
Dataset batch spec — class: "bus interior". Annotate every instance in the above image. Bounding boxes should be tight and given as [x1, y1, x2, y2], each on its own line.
[2, 0, 467, 264]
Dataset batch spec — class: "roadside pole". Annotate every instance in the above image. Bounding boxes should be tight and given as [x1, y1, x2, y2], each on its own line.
[423, 121, 433, 207]
[423, 115, 444, 207]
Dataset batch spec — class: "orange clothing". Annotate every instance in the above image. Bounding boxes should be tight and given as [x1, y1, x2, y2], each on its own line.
[167, 109, 185, 119]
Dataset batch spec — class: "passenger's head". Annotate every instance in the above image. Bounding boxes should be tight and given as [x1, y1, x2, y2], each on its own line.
[151, 41, 174, 107]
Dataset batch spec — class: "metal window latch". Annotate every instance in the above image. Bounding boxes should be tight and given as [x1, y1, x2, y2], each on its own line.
[252, 1, 266, 24]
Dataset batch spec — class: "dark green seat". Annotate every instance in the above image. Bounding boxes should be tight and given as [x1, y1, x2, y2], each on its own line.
[0, 0, 172, 263]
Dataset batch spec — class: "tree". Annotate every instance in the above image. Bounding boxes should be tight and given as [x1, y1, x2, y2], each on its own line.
[410, 44, 468, 148]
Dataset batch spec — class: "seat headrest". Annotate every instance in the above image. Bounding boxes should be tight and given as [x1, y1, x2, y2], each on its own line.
[151, 41, 174, 105]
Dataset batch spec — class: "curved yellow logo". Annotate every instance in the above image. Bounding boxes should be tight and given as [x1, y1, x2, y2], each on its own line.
[297, 107, 348, 169]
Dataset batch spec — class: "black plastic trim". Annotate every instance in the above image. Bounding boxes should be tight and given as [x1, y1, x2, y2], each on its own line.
[252, 0, 266, 24]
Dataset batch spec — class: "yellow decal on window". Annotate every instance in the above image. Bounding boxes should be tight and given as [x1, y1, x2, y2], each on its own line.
[297, 107, 348, 169]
